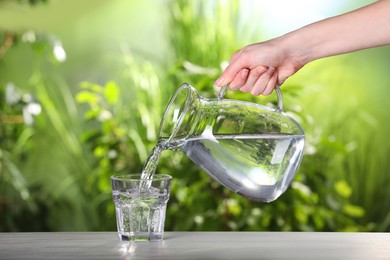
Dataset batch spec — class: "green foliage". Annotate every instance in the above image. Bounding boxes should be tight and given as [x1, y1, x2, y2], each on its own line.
[1, 0, 389, 233]
[0, 28, 95, 231]
[74, 53, 171, 231]
[0, 83, 40, 231]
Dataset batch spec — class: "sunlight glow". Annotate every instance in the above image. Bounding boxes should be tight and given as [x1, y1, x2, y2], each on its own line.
[53, 42, 67, 62]
[241, 0, 355, 39]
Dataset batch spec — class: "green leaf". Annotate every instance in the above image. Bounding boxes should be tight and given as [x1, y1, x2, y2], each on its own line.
[104, 81, 119, 105]
[93, 146, 107, 158]
[75, 91, 99, 105]
[334, 180, 352, 198]
[342, 204, 365, 218]
[294, 204, 309, 224]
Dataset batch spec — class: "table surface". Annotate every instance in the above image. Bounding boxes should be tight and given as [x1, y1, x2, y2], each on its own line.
[1, 232, 390, 260]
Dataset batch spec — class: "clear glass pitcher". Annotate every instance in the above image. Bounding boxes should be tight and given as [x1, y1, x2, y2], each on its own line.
[158, 83, 305, 202]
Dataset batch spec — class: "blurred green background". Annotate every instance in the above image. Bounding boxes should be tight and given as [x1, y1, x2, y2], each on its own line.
[1, 0, 390, 232]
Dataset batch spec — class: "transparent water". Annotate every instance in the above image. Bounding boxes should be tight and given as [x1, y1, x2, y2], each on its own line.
[180, 134, 304, 202]
[141, 133, 304, 202]
[141, 145, 164, 180]
[112, 187, 169, 241]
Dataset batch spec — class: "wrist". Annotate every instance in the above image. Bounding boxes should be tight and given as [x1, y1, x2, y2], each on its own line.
[278, 29, 315, 67]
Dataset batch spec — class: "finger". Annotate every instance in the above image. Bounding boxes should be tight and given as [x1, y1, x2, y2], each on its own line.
[277, 64, 299, 86]
[262, 70, 279, 96]
[229, 68, 249, 90]
[215, 55, 247, 87]
[230, 49, 242, 63]
[240, 66, 268, 93]
[250, 67, 276, 96]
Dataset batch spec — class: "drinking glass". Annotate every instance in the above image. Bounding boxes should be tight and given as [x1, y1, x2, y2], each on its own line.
[111, 174, 172, 241]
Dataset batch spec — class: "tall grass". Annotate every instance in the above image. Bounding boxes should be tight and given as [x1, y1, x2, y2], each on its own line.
[0, 32, 96, 231]
[294, 56, 390, 231]
[333, 99, 390, 231]
[167, 0, 243, 89]
[344, 129, 390, 231]
[26, 72, 94, 231]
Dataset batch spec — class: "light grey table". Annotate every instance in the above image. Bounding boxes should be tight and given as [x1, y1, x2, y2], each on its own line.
[0, 232, 389, 259]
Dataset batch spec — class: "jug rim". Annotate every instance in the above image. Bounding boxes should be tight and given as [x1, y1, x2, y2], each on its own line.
[157, 83, 198, 142]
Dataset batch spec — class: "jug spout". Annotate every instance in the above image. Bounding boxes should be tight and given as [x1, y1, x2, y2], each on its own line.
[157, 83, 205, 143]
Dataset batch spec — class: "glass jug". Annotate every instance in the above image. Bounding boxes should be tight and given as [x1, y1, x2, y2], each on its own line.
[158, 83, 305, 202]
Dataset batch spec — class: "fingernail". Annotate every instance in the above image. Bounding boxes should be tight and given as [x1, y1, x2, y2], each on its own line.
[256, 67, 267, 74]
[241, 69, 249, 79]
[215, 77, 224, 87]
[251, 87, 260, 96]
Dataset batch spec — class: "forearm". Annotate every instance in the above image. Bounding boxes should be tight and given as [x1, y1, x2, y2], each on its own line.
[281, 0, 390, 65]
[215, 1, 390, 94]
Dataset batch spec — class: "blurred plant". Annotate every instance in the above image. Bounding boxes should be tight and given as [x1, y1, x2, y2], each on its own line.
[0, 82, 41, 231]
[311, 99, 390, 231]
[0, 29, 66, 63]
[0, 31, 14, 59]
[75, 50, 169, 231]
[0, 29, 57, 231]
[0, 25, 94, 231]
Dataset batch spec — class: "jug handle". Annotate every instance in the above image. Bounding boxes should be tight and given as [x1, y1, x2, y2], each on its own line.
[217, 86, 284, 112]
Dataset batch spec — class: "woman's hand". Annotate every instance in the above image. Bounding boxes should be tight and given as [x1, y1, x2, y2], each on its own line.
[214, 40, 304, 96]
